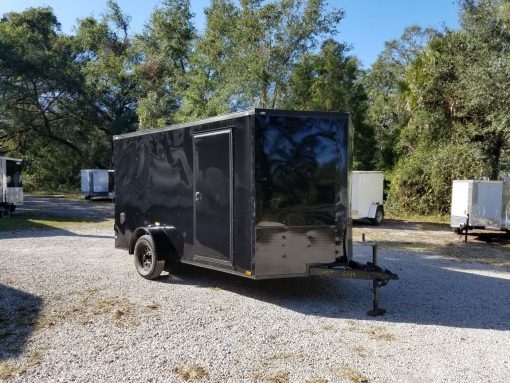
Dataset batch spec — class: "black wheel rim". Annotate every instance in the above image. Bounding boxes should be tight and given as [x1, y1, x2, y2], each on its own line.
[140, 245, 152, 271]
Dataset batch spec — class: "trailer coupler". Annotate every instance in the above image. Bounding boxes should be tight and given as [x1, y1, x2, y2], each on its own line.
[309, 245, 398, 316]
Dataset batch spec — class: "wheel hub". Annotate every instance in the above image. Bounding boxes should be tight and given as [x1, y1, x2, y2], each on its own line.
[141, 246, 152, 270]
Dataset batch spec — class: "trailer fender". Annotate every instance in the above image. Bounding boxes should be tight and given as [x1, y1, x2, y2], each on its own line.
[129, 226, 182, 262]
[367, 203, 381, 219]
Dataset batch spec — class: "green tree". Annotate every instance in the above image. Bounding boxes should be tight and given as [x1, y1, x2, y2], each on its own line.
[73, 0, 140, 155]
[0, 7, 85, 158]
[454, 0, 510, 178]
[135, 0, 195, 129]
[177, 0, 343, 121]
[0, 3, 141, 190]
[0, 7, 101, 190]
[380, 1, 510, 214]
[364, 26, 438, 169]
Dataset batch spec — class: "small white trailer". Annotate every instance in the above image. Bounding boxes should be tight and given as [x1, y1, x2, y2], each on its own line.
[351, 171, 384, 225]
[0, 156, 23, 215]
[80, 169, 114, 200]
[451, 180, 510, 235]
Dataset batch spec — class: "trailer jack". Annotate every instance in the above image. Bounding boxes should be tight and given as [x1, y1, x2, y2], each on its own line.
[309, 244, 398, 316]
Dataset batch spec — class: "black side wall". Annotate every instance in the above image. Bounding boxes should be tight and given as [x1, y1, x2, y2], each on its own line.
[114, 115, 254, 273]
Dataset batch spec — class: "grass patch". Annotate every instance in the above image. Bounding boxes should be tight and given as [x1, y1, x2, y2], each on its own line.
[384, 209, 449, 224]
[0, 362, 18, 380]
[26, 192, 83, 200]
[346, 320, 358, 331]
[0, 351, 44, 380]
[36, 294, 139, 330]
[174, 363, 208, 381]
[367, 325, 395, 341]
[267, 334, 278, 341]
[266, 371, 289, 383]
[20, 350, 43, 372]
[146, 303, 160, 310]
[341, 366, 369, 383]
[0, 215, 112, 231]
[353, 346, 367, 357]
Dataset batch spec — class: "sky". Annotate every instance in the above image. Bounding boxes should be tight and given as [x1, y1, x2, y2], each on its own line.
[0, 0, 461, 67]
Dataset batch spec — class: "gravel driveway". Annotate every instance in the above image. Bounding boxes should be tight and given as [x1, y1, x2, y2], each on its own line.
[16, 195, 114, 221]
[0, 198, 509, 382]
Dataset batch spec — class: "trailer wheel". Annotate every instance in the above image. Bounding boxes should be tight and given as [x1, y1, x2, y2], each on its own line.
[9, 204, 15, 213]
[371, 206, 384, 226]
[134, 235, 165, 280]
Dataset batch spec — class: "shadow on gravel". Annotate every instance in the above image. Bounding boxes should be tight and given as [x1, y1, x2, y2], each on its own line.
[0, 224, 113, 240]
[472, 231, 510, 244]
[158, 249, 510, 331]
[16, 195, 114, 221]
[0, 284, 43, 361]
[353, 219, 450, 232]
[0, 195, 114, 239]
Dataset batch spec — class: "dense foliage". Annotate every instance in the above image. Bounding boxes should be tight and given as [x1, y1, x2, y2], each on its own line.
[1, 0, 509, 214]
[366, 0, 510, 214]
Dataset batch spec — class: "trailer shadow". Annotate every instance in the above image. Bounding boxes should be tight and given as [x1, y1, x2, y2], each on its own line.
[0, 284, 43, 362]
[471, 231, 510, 244]
[0, 225, 113, 240]
[354, 218, 450, 232]
[159, 248, 509, 331]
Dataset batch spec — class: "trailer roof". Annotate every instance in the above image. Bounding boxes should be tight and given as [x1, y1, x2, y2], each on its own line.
[114, 109, 349, 140]
[0, 156, 22, 162]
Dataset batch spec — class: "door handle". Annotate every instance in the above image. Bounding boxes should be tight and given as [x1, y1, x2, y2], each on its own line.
[195, 191, 202, 202]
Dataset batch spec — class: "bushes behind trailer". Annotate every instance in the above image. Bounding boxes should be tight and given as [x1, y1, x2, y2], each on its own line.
[386, 142, 491, 215]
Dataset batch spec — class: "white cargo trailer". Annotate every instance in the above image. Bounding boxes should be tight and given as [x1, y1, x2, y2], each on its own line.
[451, 180, 510, 234]
[351, 171, 384, 225]
[0, 156, 23, 215]
[80, 169, 114, 200]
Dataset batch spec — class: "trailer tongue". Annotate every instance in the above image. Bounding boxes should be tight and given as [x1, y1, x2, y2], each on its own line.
[310, 243, 398, 316]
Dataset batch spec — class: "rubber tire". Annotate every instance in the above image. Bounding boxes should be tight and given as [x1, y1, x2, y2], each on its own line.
[134, 235, 165, 280]
[9, 204, 15, 213]
[370, 206, 384, 226]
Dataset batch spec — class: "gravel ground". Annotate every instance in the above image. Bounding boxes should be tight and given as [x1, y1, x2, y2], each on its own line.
[16, 195, 113, 221]
[0, 198, 509, 382]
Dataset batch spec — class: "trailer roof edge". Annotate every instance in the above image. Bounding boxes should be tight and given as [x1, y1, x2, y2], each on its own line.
[0, 156, 23, 162]
[114, 109, 255, 140]
[113, 109, 350, 140]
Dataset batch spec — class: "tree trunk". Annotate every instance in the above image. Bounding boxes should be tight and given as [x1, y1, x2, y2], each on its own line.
[488, 133, 504, 180]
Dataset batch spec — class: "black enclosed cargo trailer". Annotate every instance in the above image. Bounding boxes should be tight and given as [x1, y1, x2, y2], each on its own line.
[114, 109, 350, 277]
[114, 109, 396, 313]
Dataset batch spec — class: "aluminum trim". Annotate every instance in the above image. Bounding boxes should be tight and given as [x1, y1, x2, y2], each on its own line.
[114, 110, 255, 140]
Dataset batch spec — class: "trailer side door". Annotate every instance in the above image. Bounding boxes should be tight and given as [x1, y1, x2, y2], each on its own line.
[192, 129, 233, 266]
